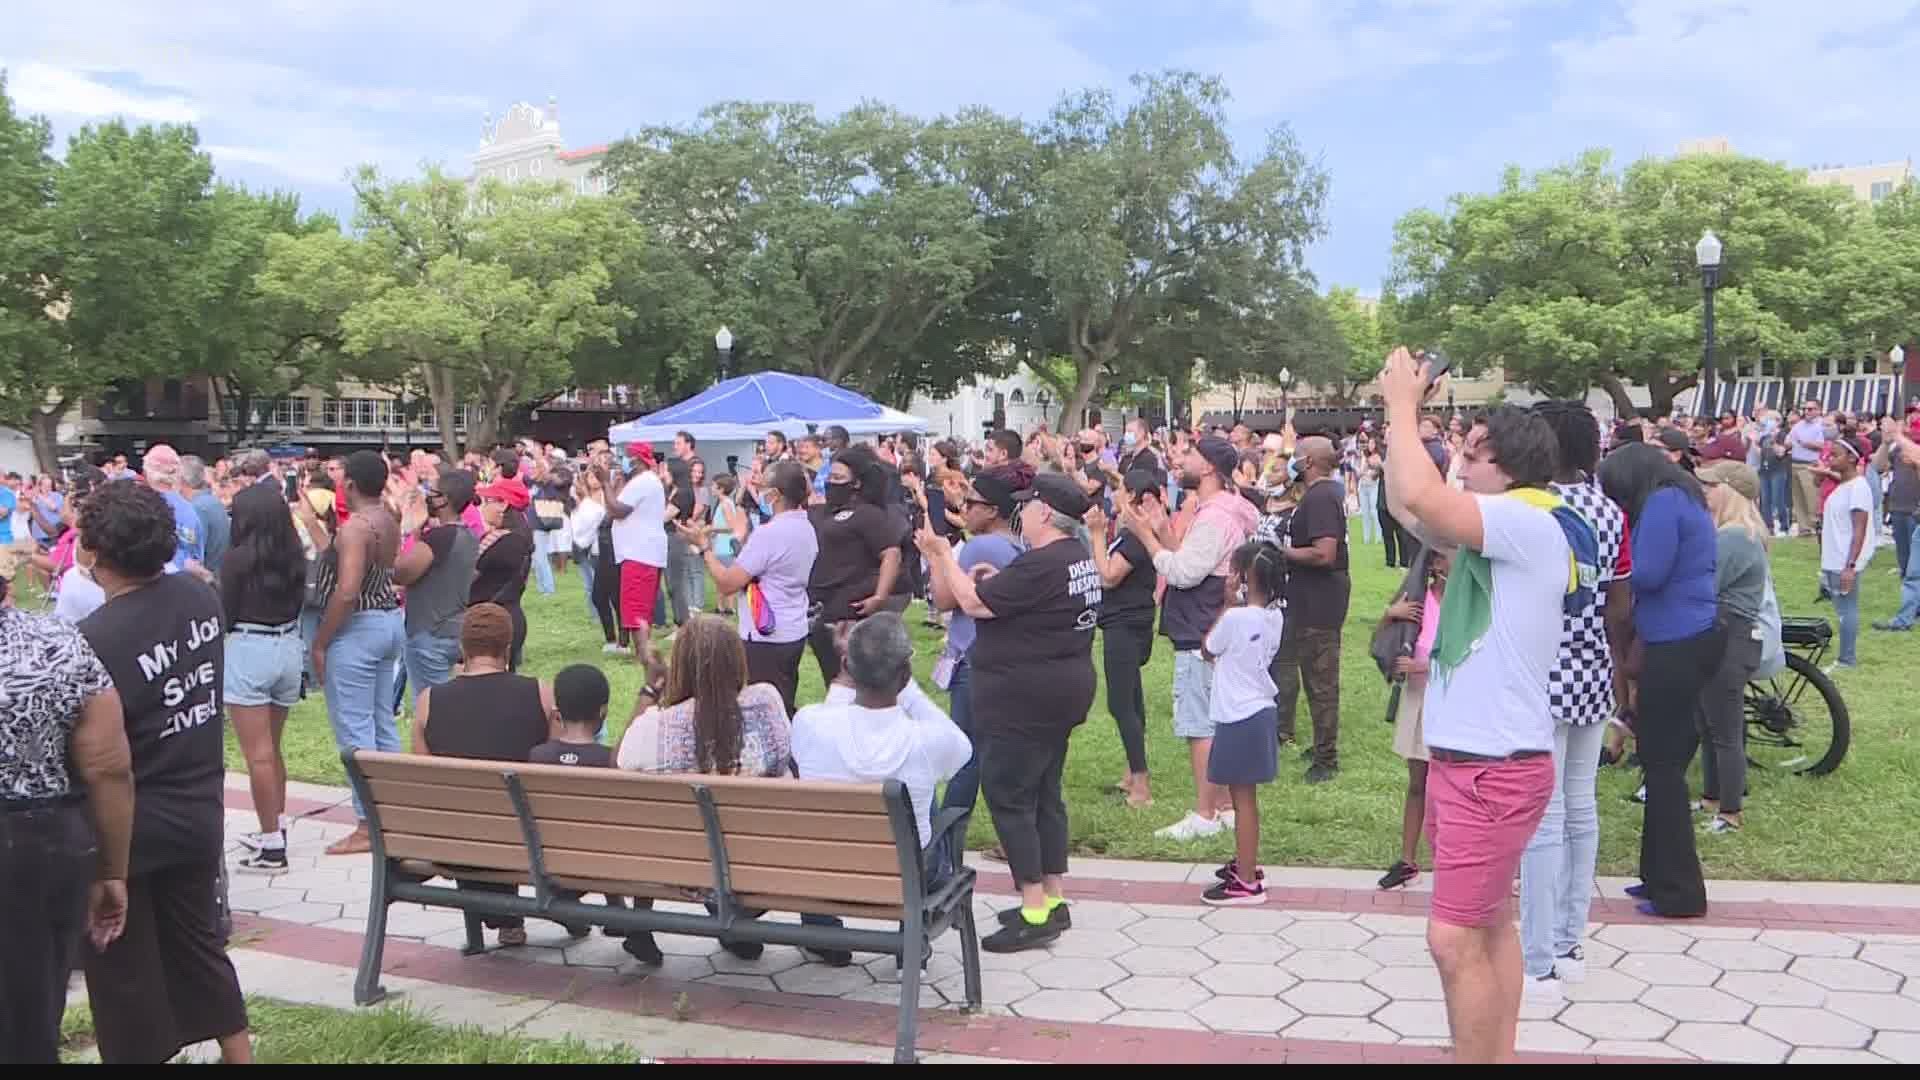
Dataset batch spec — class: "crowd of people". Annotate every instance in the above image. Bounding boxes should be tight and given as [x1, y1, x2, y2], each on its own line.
[5, 375, 1917, 1063]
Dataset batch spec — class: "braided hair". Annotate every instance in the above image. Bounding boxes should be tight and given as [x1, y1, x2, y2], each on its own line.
[1229, 540, 1285, 609]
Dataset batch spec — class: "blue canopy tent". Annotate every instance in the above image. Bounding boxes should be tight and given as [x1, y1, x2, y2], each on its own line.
[606, 372, 928, 444]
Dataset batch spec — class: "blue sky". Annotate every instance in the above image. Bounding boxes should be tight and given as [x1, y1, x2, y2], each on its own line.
[8, 0, 1919, 292]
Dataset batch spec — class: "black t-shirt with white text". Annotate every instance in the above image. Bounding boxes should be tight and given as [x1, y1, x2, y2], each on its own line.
[808, 503, 906, 621]
[1098, 531, 1157, 625]
[528, 739, 615, 768]
[1283, 479, 1352, 629]
[971, 537, 1101, 741]
[80, 573, 227, 874]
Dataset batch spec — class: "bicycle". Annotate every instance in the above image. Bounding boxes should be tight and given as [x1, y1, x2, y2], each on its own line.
[1745, 616, 1850, 776]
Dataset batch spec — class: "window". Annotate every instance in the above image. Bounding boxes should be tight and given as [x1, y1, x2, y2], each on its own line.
[268, 398, 308, 428]
[1009, 388, 1026, 404]
[322, 398, 342, 427]
[1871, 180, 1893, 202]
[530, 157, 544, 176]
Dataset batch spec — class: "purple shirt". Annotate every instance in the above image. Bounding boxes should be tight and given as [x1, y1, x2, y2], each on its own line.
[732, 509, 818, 644]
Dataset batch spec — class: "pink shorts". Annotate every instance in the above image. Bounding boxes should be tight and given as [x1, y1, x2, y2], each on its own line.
[1423, 755, 1554, 927]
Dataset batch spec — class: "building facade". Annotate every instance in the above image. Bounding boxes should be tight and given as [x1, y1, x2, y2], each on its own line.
[470, 97, 610, 197]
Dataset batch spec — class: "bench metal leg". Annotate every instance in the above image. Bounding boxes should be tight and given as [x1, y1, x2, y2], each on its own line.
[461, 911, 487, 956]
[955, 887, 983, 1011]
[895, 925, 925, 1065]
[354, 871, 392, 1005]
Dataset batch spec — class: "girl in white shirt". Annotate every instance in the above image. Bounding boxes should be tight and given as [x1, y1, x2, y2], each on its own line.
[1199, 541, 1287, 907]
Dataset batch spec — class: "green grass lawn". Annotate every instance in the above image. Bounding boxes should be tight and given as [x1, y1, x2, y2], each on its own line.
[217, 523, 1918, 883]
[59, 998, 635, 1064]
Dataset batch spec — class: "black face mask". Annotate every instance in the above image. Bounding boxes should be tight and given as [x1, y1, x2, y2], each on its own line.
[1238, 484, 1264, 508]
[824, 481, 854, 509]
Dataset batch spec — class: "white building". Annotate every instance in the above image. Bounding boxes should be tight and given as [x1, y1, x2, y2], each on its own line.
[909, 366, 1125, 443]
[469, 97, 610, 196]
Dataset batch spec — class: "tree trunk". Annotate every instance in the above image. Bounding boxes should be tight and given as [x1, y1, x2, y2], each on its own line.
[1060, 346, 1106, 436]
[1597, 373, 1640, 420]
[424, 363, 461, 458]
[30, 405, 64, 476]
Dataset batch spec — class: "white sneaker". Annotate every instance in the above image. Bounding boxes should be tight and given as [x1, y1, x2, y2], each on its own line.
[1154, 811, 1225, 842]
[1553, 946, 1587, 984]
[1218, 810, 1237, 832]
[237, 829, 279, 853]
[602, 643, 626, 655]
[1524, 973, 1565, 1007]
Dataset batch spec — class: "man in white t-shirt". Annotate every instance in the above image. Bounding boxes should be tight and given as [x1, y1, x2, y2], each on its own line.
[1381, 347, 1578, 1064]
[605, 441, 669, 655]
[1820, 439, 1875, 669]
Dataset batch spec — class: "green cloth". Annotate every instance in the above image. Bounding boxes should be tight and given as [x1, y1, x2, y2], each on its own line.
[1429, 546, 1493, 681]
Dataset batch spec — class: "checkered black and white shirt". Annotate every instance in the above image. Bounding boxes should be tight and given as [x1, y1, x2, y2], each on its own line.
[1549, 478, 1631, 726]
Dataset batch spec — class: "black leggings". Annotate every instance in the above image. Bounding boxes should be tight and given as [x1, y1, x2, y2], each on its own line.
[1637, 625, 1724, 917]
[1101, 617, 1154, 774]
[980, 730, 1071, 887]
[591, 544, 621, 644]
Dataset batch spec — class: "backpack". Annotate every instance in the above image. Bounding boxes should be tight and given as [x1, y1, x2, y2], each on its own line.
[1754, 573, 1785, 679]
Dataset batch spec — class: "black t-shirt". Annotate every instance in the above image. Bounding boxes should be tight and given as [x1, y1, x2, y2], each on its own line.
[668, 486, 695, 533]
[218, 544, 304, 627]
[807, 502, 905, 621]
[470, 530, 533, 607]
[1283, 479, 1352, 629]
[1098, 531, 1157, 625]
[1119, 447, 1162, 478]
[970, 537, 1101, 740]
[80, 573, 227, 874]
[528, 739, 615, 768]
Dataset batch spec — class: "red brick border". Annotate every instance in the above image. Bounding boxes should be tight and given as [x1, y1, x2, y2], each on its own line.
[231, 915, 1673, 1064]
[236, 787, 1920, 936]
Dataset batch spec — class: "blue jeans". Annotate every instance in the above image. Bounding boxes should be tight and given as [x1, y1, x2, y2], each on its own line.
[403, 631, 463, 710]
[938, 658, 978, 872]
[1760, 468, 1791, 534]
[299, 606, 323, 687]
[1357, 481, 1380, 543]
[323, 609, 406, 816]
[578, 553, 598, 620]
[1892, 511, 1915, 580]
[530, 530, 557, 595]
[1821, 570, 1860, 664]
[1888, 523, 1920, 629]
[1518, 721, 1605, 978]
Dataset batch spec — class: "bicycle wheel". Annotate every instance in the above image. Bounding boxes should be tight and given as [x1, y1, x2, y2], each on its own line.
[1744, 651, 1850, 776]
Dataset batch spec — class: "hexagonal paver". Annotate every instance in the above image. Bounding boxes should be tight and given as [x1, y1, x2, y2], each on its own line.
[1124, 918, 1217, 948]
[1559, 1002, 1674, 1042]
[563, 935, 641, 969]
[934, 969, 1036, 1007]
[253, 901, 342, 925]
[1196, 962, 1298, 997]
[1200, 908, 1295, 935]
[1688, 939, 1791, 972]
[1862, 944, 1920, 977]
[1282, 980, 1386, 1018]
[1364, 964, 1444, 1001]
[977, 946, 1049, 973]
[1719, 971, 1827, 1009]
[1560, 969, 1649, 1003]
[866, 952, 964, 985]
[1028, 956, 1127, 990]
[1376, 999, 1452, 1039]
[844, 982, 945, 1010]
[1639, 986, 1753, 1023]
[1595, 924, 1693, 954]
[1201, 933, 1294, 964]
[1586, 1039, 1693, 1060]
[1665, 1021, 1790, 1063]
[710, 946, 807, 975]
[771, 963, 874, 997]
[631, 954, 715, 982]
[1791, 957, 1903, 993]
[1283, 1016, 1401, 1043]
[1279, 920, 1375, 951]
[1786, 1049, 1891, 1063]
[1064, 901, 1144, 931]
[1116, 945, 1215, 977]
[1614, 952, 1721, 987]
[1360, 935, 1434, 968]
[700, 973, 780, 993]
[1748, 1006, 1873, 1049]
[1754, 930, 1859, 958]
[1107, 975, 1212, 1011]
[1041, 929, 1139, 960]
[1010, 988, 1119, 1023]
[1107, 1009, 1209, 1031]
[1191, 995, 1300, 1034]
[1351, 913, 1429, 936]
[1516, 1020, 1593, 1053]
[1681, 924, 1760, 940]
[1872, 1032, 1920, 1064]
[1280, 949, 1382, 982]
[1823, 990, 1920, 1032]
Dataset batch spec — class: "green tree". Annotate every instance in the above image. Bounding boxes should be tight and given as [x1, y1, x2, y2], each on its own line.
[0, 72, 61, 468]
[1322, 286, 1385, 403]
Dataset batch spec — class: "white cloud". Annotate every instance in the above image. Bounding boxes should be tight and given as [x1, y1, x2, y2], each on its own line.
[7, 61, 200, 124]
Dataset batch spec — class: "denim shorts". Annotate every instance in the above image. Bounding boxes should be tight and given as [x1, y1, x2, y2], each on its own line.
[225, 623, 304, 708]
[1171, 650, 1215, 739]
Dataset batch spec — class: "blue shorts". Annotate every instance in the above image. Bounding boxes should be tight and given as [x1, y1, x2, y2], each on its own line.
[1172, 650, 1215, 739]
[1208, 707, 1279, 786]
[225, 623, 304, 708]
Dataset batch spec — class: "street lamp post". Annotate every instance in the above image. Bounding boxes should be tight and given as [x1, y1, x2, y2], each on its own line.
[1278, 366, 1292, 427]
[1696, 229, 1723, 418]
[714, 326, 734, 382]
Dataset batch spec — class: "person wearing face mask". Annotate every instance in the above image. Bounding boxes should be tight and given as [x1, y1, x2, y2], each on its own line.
[1118, 418, 1160, 477]
[470, 476, 535, 671]
[1270, 436, 1351, 782]
[805, 445, 906, 686]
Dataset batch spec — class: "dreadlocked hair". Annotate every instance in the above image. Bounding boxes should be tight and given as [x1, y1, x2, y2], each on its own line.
[662, 614, 748, 774]
[1531, 399, 1601, 476]
[1230, 540, 1285, 609]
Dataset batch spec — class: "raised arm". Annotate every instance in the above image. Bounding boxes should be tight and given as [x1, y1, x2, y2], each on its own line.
[1381, 347, 1484, 551]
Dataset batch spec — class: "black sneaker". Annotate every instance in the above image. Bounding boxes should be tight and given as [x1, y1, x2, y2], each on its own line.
[720, 938, 765, 961]
[1214, 859, 1268, 883]
[804, 946, 855, 968]
[1304, 763, 1339, 784]
[1378, 860, 1418, 890]
[997, 903, 1071, 930]
[981, 918, 1062, 953]
[236, 846, 289, 875]
[621, 932, 664, 965]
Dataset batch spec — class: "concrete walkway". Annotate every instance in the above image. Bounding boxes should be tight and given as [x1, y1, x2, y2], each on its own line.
[221, 775, 1920, 1063]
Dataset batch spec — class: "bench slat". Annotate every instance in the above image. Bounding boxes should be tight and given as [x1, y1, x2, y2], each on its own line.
[367, 780, 520, 815]
[524, 792, 898, 844]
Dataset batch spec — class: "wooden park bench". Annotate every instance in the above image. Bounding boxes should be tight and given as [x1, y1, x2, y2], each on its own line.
[343, 751, 983, 1063]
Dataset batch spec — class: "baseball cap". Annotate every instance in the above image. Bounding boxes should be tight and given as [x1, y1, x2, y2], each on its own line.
[1696, 459, 1759, 502]
[1122, 469, 1164, 497]
[1194, 435, 1238, 481]
[967, 473, 1016, 518]
[1012, 471, 1092, 520]
[1655, 428, 1695, 454]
